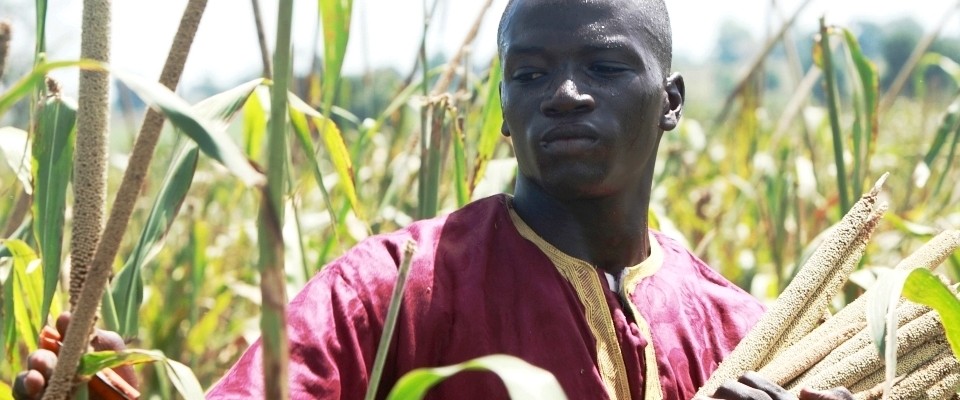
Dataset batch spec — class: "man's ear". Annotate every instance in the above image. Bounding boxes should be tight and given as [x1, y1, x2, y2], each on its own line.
[658, 72, 685, 131]
[500, 82, 511, 137]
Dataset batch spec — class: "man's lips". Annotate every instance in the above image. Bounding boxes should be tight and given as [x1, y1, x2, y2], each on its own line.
[540, 124, 599, 145]
[540, 125, 599, 152]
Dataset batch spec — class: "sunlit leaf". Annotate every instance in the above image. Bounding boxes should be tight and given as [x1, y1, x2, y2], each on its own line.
[387, 354, 568, 400]
[243, 87, 269, 161]
[31, 94, 76, 326]
[318, 0, 353, 112]
[0, 381, 13, 400]
[841, 28, 878, 200]
[471, 57, 503, 193]
[866, 269, 960, 397]
[289, 92, 362, 221]
[111, 142, 198, 338]
[78, 349, 204, 400]
[112, 70, 265, 187]
[0, 60, 102, 116]
[0, 127, 33, 194]
[2, 240, 43, 362]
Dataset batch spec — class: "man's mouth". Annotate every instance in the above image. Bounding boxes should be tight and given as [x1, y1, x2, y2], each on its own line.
[540, 125, 599, 152]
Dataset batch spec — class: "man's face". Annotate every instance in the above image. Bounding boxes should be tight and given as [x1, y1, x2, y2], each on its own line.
[500, 0, 678, 199]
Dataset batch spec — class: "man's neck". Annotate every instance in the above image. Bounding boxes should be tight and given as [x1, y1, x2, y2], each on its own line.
[511, 178, 652, 277]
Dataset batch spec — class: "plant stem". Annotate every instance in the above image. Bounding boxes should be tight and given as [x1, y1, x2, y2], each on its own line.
[44, 1, 208, 398]
[258, 0, 294, 397]
[364, 241, 416, 400]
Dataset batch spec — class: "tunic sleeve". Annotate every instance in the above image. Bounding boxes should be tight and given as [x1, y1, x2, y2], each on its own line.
[206, 245, 400, 399]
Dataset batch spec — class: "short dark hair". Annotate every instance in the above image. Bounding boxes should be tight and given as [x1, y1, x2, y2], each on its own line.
[496, 0, 673, 77]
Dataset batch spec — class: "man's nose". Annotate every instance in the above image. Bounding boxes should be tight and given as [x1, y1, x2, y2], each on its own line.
[541, 79, 595, 116]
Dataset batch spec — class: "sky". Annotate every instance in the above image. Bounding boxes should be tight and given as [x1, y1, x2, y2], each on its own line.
[4, 0, 960, 96]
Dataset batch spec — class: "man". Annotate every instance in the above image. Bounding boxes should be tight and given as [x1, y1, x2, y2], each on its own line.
[15, 0, 854, 398]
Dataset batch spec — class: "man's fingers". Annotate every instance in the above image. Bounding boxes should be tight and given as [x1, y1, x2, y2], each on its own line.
[798, 387, 855, 400]
[715, 380, 775, 400]
[738, 371, 796, 400]
[13, 370, 45, 400]
[55, 311, 71, 337]
[90, 329, 125, 351]
[26, 349, 58, 379]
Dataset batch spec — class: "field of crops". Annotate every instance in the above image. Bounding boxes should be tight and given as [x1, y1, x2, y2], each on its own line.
[1, 0, 960, 398]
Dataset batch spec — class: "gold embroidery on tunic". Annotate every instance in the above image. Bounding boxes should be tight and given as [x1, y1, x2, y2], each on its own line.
[508, 207, 631, 400]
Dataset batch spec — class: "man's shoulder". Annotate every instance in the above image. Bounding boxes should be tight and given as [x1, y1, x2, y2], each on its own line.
[649, 230, 763, 308]
[303, 194, 513, 291]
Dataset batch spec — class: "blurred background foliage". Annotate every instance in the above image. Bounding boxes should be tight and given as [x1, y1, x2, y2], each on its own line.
[1, 0, 959, 397]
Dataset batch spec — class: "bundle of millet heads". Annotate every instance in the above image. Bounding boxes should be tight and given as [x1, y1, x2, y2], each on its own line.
[697, 173, 960, 400]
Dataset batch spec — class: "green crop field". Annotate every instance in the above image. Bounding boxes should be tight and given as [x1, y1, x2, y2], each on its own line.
[1, 0, 959, 398]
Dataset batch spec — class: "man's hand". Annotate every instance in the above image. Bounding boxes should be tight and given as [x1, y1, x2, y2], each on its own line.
[696, 371, 854, 400]
[12, 312, 138, 400]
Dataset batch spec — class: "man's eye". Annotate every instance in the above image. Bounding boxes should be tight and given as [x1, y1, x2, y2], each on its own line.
[590, 64, 628, 75]
[512, 70, 544, 82]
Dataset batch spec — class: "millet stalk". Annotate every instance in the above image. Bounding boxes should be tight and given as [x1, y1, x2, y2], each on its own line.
[43, 1, 208, 398]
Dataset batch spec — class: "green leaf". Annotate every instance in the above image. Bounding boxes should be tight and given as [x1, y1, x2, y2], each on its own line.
[472, 57, 504, 194]
[77, 349, 204, 400]
[111, 79, 261, 338]
[841, 28, 878, 200]
[288, 92, 363, 221]
[112, 70, 265, 187]
[452, 110, 469, 207]
[31, 94, 76, 326]
[111, 142, 198, 338]
[866, 269, 960, 396]
[243, 87, 269, 161]
[317, 0, 353, 112]
[0, 381, 13, 400]
[77, 350, 161, 377]
[387, 354, 568, 400]
[0, 60, 102, 116]
[902, 270, 960, 357]
[0, 127, 33, 194]
[2, 240, 43, 362]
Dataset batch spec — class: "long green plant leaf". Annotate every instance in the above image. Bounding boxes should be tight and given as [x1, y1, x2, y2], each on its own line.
[841, 28, 879, 200]
[77, 349, 204, 400]
[472, 57, 504, 193]
[243, 87, 268, 161]
[387, 354, 568, 400]
[2, 240, 43, 367]
[110, 79, 262, 338]
[866, 269, 960, 397]
[816, 20, 850, 215]
[32, 95, 76, 326]
[0, 60, 101, 116]
[112, 70, 265, 187]
[110, 143, 198, 337]
[451, 110, 469, 207]
[289, 92, 363, 221]
[317, 0, 353, 113]
[0, 127, 33, 194]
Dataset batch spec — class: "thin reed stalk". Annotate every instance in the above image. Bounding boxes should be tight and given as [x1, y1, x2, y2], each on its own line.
[257, 0, 295, 397]
[43, 1, 208, 397]
[364, 241, 416, 400]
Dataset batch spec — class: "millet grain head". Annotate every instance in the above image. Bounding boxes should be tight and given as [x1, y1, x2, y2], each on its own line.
[698, 175, 888, 396]
[794, 310, 945, 393]
[847, 338, 950, 393]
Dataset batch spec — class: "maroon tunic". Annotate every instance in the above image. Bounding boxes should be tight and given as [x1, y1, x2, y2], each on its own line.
[207, 195, 764, 399]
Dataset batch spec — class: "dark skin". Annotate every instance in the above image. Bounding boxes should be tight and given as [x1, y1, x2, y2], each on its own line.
[12, 313, 136, 400]
[15, 0, 854, 398]
[500, 0, 854, 398]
